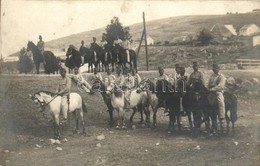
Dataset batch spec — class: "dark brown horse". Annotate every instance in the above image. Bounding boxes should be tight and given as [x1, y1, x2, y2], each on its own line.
[111, 45, 137, 74]
[65, 45, 83, 73]
[27, 41, 60, 74]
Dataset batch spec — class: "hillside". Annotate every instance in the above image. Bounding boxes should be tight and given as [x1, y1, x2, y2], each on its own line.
[8, 12, 260, 70]
[44, 12, 260, 49]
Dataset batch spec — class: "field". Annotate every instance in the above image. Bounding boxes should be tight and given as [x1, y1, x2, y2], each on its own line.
[0, 69, 259, 166]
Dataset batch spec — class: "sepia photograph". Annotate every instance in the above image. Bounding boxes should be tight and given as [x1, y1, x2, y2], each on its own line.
[0, 0, 260, 165]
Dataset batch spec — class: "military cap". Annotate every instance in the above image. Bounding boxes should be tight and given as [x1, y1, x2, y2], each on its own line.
[193, 61, 199, 66]
[158, 66, 164, 71]
[212, 63, 220, 69]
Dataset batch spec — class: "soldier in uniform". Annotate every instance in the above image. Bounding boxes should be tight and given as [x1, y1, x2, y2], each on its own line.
[72, 67, 92, 93]
[104, 68, 116, 87]
[37, 35, 45, 54]
[100, 36, 108, 51]
[208, 63, 226, 131]
[188, 62, 205, 89]
[131, 68, 141, 88]
[55, 68, 71, 121]
[113, 35, 123, 47]
[91, 68, 103, 81]
[115, 67, 125, 88]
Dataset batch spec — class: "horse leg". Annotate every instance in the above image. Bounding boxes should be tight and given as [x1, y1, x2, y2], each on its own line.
[231, 121, 235, 136]
[119, 108, 126, 129]
[187, 111, 193, 134]
[53, 115, 61, 139]
[177, 112, 182, 131]
[211, 114, 218, 135]
[225, 112, 230, 135]
[204, 112, 211, 135]
[152, 107, 158, 128]
[35, 62, 40, 74]
[73, 111, 80, 134]
[168, 110, 174, 133]
[116, 109, 120, 129]
[108, 109, 114, 127]
[79, 109, 86, 135]
[129, 107, 138, 124]
[145, 106, 151, 125]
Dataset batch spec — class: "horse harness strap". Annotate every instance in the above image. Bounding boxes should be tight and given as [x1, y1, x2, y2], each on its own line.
[37, 95, 58, 110]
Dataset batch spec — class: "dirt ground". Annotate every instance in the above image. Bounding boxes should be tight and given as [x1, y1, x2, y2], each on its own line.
[0, 70, 259, 166]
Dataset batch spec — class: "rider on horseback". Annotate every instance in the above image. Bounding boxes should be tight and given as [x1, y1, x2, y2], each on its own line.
[208, 64, 226, 125]
[100, 36, 108, 51]
[37, 35, 45, 54]
[56, 67, 71, 121]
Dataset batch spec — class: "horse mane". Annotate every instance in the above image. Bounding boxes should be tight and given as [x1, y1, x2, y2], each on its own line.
[69, 45, 78, 51]
[34, 90, 56, 97]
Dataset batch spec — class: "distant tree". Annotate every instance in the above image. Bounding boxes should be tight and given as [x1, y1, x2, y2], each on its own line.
[198, 28, 214, 46]
[17, 48, 34, 73]
[102, 17, 132, 48]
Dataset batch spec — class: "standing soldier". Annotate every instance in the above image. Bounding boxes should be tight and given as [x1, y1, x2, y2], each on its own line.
[131, 68, 141, 88]
[188, 62, 205, 89]
[157, 67, 169, 81]
[91, 68, 103, 81]
[208, 63, 226, 132]
[104, 68, 116, 86]
[115, 67, 125, 88]
[56, 68, 71, 121]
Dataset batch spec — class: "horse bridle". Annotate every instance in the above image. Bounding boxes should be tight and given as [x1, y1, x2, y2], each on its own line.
[32, 94, 58, 110]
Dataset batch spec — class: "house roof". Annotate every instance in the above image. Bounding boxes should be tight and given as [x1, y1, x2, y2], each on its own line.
[240, 24, 259, 30]
[210, 24, 237, 37]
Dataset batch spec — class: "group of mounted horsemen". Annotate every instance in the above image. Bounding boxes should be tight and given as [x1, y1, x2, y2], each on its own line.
[26, 35, 137, 75]
[29, 36, 237, 139]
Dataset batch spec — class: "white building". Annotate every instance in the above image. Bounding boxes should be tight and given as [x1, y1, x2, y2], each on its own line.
[239, 24, 260, 36]
[252, 35, 260, 47]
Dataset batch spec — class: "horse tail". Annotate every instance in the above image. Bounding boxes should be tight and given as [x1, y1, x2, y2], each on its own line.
[82, 98, 88, 113]
[230, 94, 238, 122]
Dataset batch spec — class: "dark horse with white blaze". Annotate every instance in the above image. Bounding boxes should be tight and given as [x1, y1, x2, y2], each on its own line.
[27, 41, 60, 74]
[111, 45, 137, 73]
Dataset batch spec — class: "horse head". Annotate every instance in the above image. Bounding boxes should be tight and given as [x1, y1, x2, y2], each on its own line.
[139, 78, 155, 92]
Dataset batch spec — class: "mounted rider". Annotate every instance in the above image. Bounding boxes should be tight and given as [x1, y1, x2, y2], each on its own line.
[100, 36, 108, 51]
[90, 37, 99, 61]
[121, 39, 131, 63]
[37, 35, 45, 54]
[79, 40, 85, 55]
[55, 67, 71, 121]
[208, 63, 226, 127]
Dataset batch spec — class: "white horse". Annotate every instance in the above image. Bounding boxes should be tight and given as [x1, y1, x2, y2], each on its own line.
[139, 78, 168, 128]
[30, 91, 87, 139]
[106, 83, 149, 129]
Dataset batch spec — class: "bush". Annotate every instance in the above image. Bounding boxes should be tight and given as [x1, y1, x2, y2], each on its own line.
[17, 48, 34, 73]
[198, 28, 214, 46]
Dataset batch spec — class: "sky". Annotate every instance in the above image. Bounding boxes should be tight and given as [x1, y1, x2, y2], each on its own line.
[1, 0, 260, 57]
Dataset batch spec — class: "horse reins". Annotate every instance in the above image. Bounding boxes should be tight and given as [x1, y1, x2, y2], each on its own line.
[35, 95, 59, 110]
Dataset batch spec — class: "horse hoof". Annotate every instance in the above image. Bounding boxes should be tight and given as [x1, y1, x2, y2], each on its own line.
[116, 125, 120, 129]
[122, 126, 127, 129]
[167, 131, 172, 134]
